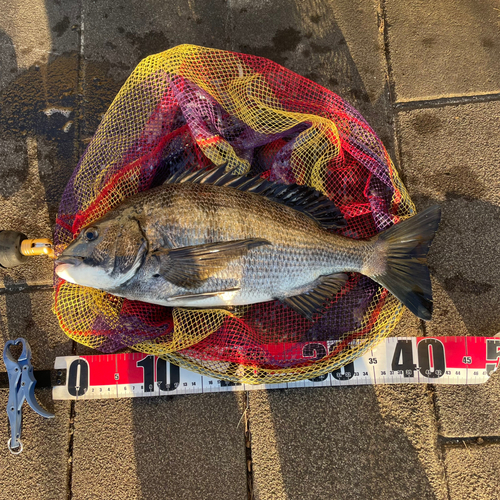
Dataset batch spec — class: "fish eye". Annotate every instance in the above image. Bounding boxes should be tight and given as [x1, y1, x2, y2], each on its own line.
[84, 227, 99, 242]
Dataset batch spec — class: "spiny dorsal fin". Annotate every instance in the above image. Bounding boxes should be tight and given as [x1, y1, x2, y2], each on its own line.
[166, 165, 347, 230]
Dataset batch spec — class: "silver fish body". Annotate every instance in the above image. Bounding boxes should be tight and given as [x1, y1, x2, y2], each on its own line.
[56, 167, 441, 320]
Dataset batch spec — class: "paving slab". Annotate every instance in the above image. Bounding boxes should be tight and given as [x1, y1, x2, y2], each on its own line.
[229, 0, 394, 151]
[443, 442, 500, 500]
[71, 393, 247, 500]
[249, 385, 447, 500]
[395, 102, 500, 339]
[0, 288, 72, 499]
[385, 0, 500, 101]
[0, 391, 70, 500]
[0, 0, 80, 287]
[396, 102, 500, 440]
[434, 370, 500, 438]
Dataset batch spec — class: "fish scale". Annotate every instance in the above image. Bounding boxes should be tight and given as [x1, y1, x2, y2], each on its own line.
[126, 184, 349, 307]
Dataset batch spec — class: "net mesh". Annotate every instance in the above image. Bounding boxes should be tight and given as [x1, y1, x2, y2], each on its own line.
[54, 44, 414, 384]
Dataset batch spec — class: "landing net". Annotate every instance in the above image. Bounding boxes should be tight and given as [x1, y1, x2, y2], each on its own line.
[54, 45, 414, 383]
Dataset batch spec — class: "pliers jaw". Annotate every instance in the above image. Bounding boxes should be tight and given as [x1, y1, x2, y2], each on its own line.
[3, 338, 55, 454]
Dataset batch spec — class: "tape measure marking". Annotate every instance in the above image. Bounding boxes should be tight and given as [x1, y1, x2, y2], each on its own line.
[52, 337, 500, 400]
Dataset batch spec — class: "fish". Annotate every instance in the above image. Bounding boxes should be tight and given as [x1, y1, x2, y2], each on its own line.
[55, 165, 441, 320]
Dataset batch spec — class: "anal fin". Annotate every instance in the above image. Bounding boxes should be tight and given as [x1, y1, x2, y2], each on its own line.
[282, 273, 348, 320]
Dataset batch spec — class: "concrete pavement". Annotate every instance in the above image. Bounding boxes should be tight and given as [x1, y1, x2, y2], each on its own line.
[1, 0, 500, 498]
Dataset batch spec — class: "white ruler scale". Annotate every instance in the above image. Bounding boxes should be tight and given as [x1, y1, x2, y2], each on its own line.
[52, 337, 500, 400]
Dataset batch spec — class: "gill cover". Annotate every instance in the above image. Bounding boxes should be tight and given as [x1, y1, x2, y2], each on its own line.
[56, 216, 147, 289]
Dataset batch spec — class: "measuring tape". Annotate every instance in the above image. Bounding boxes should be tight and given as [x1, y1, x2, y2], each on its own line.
[52, 336, 500, 400]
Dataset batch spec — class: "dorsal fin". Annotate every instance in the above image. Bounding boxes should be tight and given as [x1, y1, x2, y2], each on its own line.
[166, 165, 346, 229]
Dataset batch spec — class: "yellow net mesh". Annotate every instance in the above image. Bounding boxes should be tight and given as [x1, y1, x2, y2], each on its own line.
[54, 44, 414, 384]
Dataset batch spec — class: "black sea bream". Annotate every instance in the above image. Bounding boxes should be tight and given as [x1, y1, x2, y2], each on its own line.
[56, 166, 441, 320]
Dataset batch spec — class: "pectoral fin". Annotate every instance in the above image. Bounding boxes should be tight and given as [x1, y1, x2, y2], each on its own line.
[282, 273, 348, 320]
[154, 238, 271, 288]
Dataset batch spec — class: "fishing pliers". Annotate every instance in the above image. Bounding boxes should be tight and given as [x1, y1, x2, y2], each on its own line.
[3, 338, 54, 454]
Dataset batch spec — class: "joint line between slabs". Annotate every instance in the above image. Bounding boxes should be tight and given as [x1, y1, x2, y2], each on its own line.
[439, 435, 500, 446]
[377, 0, 408, 186]
[393, 93, 500, 111]
[378, 0, 396, 105]
[423, 332, 452, 500]
[66, 399, 76, 500]
[0, 284, 53, 295]
[75, 0, 85, 160]
[243, 391, 254, 500]
[429, 385, 452, 500]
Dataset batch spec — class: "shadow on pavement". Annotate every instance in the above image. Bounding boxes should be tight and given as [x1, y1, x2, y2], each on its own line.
[129, 393, 247, 500]
[251, 386, 443, 500]
[412, 193, 500, 338]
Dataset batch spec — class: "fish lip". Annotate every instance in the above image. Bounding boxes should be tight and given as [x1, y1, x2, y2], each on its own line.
[55, 255, 84, 266]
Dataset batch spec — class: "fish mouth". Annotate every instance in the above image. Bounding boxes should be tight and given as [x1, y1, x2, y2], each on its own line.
[55, 255, 84, 266]
[55, 255, 84, 284]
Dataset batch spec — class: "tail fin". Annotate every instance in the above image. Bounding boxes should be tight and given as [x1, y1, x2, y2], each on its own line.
[372, 205, 441, 321]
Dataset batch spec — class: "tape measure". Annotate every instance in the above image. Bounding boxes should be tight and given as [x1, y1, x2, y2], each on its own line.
[52, 336, 500, 400]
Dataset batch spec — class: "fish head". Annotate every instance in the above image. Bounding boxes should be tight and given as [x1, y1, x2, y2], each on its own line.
[55, 214, 147, 290]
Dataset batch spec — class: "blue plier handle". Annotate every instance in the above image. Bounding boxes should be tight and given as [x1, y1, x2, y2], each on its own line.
[3, 338, 54, 454]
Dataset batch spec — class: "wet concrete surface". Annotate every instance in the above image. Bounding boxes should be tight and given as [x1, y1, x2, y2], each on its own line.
[0, 0, 499, 498]
[385, 0, 500, 101]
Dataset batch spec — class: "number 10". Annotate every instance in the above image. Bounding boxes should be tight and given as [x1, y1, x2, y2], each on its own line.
[136, 355, 180, 392]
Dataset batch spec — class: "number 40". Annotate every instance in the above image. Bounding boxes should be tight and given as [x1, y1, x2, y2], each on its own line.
[391, 339, 445, 378]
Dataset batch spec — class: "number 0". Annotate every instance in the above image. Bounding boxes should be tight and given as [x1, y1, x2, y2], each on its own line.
[68, 359, 90, 397]
[417, 339, 445, 378]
